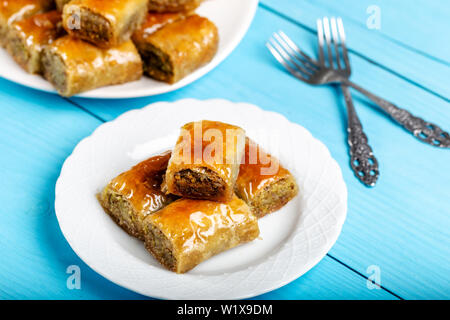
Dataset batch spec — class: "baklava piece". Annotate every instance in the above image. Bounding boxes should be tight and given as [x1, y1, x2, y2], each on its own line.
[143, 196, 260, 273]
[132, 11, 187, 40]
[98, 151, 177, 240]
[6, 11, 64, 74]
[42, 35, 143, 97]
[148, 0, 203, 13]
[132, 14, 218, 84]
[62, 0, 148, 48]
[56, 0, 71, 11]
[0, 0, 54, 46]
[165, 120, 246, 202]
[235, 138, 299, 218]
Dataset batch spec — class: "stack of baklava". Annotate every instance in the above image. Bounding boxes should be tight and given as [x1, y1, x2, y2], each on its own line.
[98, 120, 299, 273]
[0, 0, 218, 96]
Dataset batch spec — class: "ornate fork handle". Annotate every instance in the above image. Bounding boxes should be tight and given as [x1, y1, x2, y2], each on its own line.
[344, 80, 450, 148]
[342, 84, 379, 187]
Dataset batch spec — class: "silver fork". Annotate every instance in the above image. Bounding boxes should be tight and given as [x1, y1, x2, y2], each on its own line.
[266, 19, 450, 150]
[268, 17, 379, 186]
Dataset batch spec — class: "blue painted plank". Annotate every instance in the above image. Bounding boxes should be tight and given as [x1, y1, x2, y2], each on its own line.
[309, 0, 450, 65]
[260, 0, 450, 100]
[72, 7, 450, 299]
[0, 78, 396, 300]
[253, 256, 397, 300]
[0, 79, 145, 300]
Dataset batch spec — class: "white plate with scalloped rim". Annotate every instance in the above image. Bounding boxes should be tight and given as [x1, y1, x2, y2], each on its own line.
[55, 99, 347, 300]
[0, 0, 258, 99]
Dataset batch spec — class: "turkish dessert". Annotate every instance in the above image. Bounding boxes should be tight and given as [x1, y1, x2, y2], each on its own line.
[148, 0, 203, 13]
[41, 35, 143, 96]
[98, 151, 177, 240]
[96, 121, 299, 274]
[62, 0, 149, 48]
[165, 120, 245, 202]
[1, 0, 219, 96]
[235, 138, 299, 218]
[0, 0, 54, 46]
[132, 14, 218, 84]
[143, 196, 260, 273]
[6, 11, 64, 74]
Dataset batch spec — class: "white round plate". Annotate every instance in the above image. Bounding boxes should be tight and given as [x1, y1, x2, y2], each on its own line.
[55, 99, 347, 300]
[0, 0, 258, 99]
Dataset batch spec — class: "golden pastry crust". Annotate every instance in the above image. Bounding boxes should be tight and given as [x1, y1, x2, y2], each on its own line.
[235, 138, 299, 218]
[55, 0, 71, 11]
[98, 151, 177, 240]
[62, 0, 148, 48]
[6, 11, 63, 74]
[0, 0, 54, 46]
[41, 35, 143, 97]
[165, 120, 246, 202]
[148, 0, 203, 13]
[133, 14, 219, 84]
[144, 196, 260, 273]
[132, 11, 188, 43]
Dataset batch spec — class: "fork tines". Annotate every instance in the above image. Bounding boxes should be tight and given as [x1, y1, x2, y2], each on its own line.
[267, 17, 350, 81]
[266, 31, 318, 82]
[317, 17, 350, 71]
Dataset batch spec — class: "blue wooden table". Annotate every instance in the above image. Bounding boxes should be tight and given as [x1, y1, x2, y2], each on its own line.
[0, 0, 449, 300]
